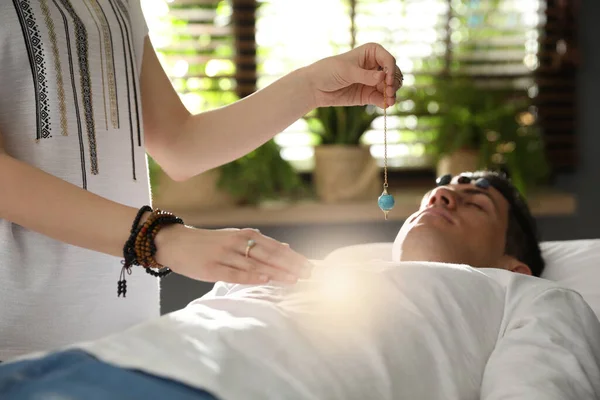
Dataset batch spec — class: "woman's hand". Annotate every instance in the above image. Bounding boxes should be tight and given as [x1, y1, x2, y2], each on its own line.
[154, 225, 312, 285]
[306, 42, 403, 108]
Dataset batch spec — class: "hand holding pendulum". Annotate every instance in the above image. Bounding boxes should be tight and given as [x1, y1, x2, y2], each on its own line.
[378, 67, 395, 220]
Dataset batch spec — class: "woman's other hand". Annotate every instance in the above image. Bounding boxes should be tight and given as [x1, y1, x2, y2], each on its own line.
[154, 225, 312, 285]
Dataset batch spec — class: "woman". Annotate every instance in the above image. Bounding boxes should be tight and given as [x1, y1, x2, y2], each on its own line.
[0, 0, 402, 361]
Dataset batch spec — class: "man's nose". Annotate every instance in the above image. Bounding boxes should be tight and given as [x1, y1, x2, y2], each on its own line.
[427, 187, 457, 209]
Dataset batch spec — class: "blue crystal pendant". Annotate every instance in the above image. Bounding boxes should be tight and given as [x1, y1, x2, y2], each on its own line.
[378, 188, 395, 220]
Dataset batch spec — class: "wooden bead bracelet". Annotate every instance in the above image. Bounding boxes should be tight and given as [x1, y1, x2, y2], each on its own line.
[118, 206, 184, 298]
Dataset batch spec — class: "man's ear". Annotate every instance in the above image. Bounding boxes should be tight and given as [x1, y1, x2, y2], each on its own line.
[496, 255, 532, 276]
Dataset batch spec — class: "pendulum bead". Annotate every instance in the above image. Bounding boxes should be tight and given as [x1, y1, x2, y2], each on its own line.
[378, 188, 395, 220]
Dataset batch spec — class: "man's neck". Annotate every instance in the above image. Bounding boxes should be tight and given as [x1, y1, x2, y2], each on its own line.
[395, 241, 466, 264]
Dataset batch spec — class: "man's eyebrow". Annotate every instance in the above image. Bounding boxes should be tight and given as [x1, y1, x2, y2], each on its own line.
[460, 188, 499, 210]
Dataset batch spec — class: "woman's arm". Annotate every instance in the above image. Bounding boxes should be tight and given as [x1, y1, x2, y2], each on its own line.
[0, 130, 308, 283]
[141, 37, 314, 181]
[142, 38, 400, 181]
[0, 132, 141, 258]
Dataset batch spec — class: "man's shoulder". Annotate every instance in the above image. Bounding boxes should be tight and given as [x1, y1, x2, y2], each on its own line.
[480, 268, 594, 323]
[479, 267, 561, 294]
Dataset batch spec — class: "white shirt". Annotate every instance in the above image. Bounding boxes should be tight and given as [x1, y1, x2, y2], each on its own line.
[73, 261, 600, 399]
[0, 0, 158, 361]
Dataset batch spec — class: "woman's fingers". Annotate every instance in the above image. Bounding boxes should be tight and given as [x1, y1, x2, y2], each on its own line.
[233, 229, 312, 279]
[369, 43, 397, 86]
[225, 253, 299, 284]
[369, 87, 394, 109]
[210, 264, 270, 285]
[374, 68, 399, 107]
[172, 227, 313, 284]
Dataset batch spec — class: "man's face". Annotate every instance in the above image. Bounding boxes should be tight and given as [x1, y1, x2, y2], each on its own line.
[393, 177, 511, 268]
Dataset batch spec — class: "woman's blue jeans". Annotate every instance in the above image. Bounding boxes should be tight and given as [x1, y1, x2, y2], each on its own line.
[0, 349, 218, 400]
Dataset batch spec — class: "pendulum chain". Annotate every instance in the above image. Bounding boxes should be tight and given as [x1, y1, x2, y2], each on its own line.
[377, 68, 395, 220]
[383, 79, 388, 191]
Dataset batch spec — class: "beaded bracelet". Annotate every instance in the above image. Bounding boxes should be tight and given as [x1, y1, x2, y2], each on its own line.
[118, 206, 184, 298]
[121, 205, 152, 268]
[134, 211, 183, 271]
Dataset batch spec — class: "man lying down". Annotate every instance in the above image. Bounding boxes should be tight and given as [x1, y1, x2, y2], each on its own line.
[1, 171, 600, 400]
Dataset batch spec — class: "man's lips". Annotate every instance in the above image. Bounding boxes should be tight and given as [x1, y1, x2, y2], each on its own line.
[412, 207, 455, 225]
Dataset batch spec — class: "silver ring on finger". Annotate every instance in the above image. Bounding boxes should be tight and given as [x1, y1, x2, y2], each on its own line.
[245, 239, 256, 258]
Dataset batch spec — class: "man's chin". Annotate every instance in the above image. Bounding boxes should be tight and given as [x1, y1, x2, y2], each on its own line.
[393, 217, 457, 260]
[405, 223, 448, 240]
[395, 225, 456, 257]
[402, 217, 452, 238]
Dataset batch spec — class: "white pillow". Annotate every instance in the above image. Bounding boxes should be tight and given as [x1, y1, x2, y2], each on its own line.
[325, 240, 600, 320]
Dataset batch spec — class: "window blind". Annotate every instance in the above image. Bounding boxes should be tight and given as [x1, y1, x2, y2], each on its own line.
[143, 0, 579, 174]
[144, 0, 242, 113]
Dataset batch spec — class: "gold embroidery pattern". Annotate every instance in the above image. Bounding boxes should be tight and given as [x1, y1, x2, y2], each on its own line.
[40, 0, 68, 136]
[88, 0, 119, 129]
[83, 0, 108, 130]
[57, 0, 98, 175]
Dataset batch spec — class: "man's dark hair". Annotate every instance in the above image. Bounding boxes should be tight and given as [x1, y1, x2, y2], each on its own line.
[459, 170, 546, 277]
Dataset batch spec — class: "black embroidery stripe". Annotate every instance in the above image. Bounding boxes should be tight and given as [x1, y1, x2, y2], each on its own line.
[82, 0, 108, 131]
[114, 0, 142, 147]
[51, 0, 87, 189]
[104, 0, 137, 181]
[114, 0, 130, 24]
[40, 0, 68, 136]
[56, 0, 98, 175]
[12, 0, 51, 140]
[88, 0, 119, 129]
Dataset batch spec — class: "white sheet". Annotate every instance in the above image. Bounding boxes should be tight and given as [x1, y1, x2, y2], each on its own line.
[72, 261, 600, 400]
[327, 240, 600, 321]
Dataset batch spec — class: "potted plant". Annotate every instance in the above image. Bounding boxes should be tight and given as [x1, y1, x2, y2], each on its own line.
[150, 157, 237, 212]
[216, 139, 308, 206]
[407, 77, 549, 195]
[306, 105, 382, 203]
[151, 139, 307, 210]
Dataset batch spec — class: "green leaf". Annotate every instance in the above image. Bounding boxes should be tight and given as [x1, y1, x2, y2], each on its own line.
[216, 140, 307, 205]
[409, 75, 549, 192]
[306, 105, 376, 145]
